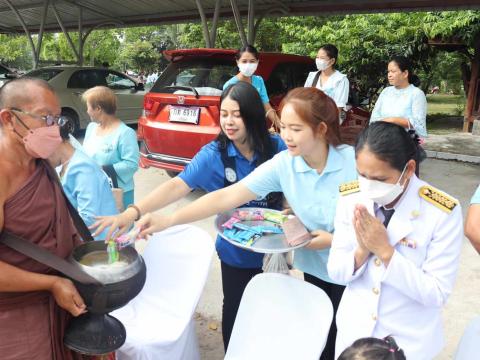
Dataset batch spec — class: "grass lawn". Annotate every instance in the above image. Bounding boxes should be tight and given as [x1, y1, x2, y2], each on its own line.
[426, 94, 466, 134]
[427, 94, 465, 116]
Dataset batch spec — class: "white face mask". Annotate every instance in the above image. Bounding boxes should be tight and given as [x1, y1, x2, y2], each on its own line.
[316, 58, 330, 71]
[238, 62, 258, 77]
[358, 165, 408, 206]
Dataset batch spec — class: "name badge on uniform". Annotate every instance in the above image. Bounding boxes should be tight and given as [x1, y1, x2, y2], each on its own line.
[225, 167, 237, 183]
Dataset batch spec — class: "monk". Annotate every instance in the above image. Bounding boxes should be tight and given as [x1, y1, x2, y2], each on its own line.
[0, 77, 86, 359]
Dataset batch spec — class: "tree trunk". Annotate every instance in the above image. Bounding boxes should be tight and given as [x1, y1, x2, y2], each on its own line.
[463, 38, 480, 132]
[460, 61, 470, 97]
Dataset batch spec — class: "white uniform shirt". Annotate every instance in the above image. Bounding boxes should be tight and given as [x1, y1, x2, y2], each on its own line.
[304, 70, 349, 108]
[328, 175, 463, 359]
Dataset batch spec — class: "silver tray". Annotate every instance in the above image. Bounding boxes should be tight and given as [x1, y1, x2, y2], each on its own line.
[214, 207, 311, 254]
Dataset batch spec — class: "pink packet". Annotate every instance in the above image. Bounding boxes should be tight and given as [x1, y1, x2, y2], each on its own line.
[222, 216, 241, 229]
[281, 216, 311, 246]
[115, 227, 141, 248]
[232, 209, 264, 221]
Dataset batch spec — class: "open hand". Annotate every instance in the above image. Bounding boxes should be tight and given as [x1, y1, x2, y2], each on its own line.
[90, 208, 138, 241]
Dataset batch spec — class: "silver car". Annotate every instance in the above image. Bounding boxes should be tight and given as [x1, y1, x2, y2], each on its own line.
[25, 66, 145, 132]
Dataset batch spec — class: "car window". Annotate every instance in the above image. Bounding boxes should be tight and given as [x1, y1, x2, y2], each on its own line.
[290, 63, 315, 88]
[67, 70, 108, 89]
[265, 63, 290, 96]
[151, 58, 236, 94]
[26, 68, 63, 81]
[106, 71, 136, 90]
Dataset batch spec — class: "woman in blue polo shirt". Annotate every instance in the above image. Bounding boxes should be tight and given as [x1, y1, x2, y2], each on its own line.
[91, 81, 286, 350]
[137, 87, 358, 360]
[223, 44, 280, 128]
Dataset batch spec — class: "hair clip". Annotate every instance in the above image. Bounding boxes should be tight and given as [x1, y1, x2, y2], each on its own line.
[407, 129, 421, 145]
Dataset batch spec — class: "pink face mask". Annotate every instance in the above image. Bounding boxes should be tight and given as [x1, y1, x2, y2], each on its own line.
[22, 125, 62, 159]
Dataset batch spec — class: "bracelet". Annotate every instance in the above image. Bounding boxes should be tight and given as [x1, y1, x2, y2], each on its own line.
[127, 204, 141, 221]
[265, 108, 275, 119]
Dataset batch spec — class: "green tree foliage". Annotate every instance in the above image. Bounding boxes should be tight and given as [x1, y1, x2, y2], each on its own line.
[0, 34, 32, 69]
[0, 10, 479, 100]
[278, 13, 434, 104]
[115, 39, 160, 72]
[423, 11, 480, 48]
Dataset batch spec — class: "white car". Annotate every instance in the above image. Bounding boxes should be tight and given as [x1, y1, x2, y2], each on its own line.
[25, 66, 146, 133]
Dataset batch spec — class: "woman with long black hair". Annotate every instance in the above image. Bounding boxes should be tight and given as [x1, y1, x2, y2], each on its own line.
[91, 81, 286, 350]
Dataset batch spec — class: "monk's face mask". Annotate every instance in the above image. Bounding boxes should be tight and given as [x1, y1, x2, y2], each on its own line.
[10, 109, 62, 159]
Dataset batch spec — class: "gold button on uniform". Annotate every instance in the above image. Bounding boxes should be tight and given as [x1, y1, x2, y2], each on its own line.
[372, 287, 380, 295]
[372, 314, 377, 321]
[374, 258, 382, 266]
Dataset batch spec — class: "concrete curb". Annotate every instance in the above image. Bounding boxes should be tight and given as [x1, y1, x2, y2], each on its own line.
[425, 150, 480, 164]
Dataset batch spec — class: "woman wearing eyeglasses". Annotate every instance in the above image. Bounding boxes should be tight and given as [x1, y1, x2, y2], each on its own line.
[82, 86, 139, 208]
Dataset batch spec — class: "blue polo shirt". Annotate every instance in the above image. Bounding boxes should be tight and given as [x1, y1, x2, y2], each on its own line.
[471, 185, 480, 204]
[241, 144, 357, 283]
[223, 75, 270, 105]
[178, 135, 286, 268]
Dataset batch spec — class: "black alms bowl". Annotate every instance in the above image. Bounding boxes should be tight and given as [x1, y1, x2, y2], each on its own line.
[69, 241, 146, 314]
[64, 241, 146, 355]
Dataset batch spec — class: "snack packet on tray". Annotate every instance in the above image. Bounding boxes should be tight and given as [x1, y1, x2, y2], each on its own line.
[232, 209, 264, 221]
[223, 222, 261, 246]
[263, 211, 288, 224]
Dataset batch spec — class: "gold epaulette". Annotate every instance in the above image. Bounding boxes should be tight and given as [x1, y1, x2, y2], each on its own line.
[419, 185, 458, 213]
[339, 180, 360, 196]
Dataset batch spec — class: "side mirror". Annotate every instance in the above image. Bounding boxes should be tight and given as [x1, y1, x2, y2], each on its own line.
[135, 83, 145, 91]
[5, 73, 18, 79]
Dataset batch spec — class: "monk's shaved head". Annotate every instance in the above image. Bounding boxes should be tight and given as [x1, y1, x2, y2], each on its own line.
[0, 77, 56, 109]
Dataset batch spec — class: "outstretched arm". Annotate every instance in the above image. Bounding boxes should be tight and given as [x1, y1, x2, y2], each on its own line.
[92, 176, 192, 240]
[138, 182, 257, 237]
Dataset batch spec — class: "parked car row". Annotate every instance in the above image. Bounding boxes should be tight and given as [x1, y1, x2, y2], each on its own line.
[12, 48, 370, 175]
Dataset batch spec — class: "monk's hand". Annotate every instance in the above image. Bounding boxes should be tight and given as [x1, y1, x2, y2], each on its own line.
[50, 277, 87, 317]
[353, 204, 393, 264]
[137, 212, 174, 238]
[91, 208, 138, 241]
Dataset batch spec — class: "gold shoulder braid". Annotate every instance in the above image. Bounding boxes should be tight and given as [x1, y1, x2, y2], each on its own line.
[419, 185, 458, 213]
[339, 180, 360, 196]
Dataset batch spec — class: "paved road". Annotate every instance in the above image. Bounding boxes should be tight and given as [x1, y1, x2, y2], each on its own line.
[134, 158, 480, 359]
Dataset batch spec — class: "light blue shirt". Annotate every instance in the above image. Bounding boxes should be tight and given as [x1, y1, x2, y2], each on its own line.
[223, 75, 270, 104]
[471, 185, 480, 204]
[241, 145, 357, 283]
[60, 149, 119, 240]
[83, 122, 139, 193]
[304, 70, 350, 108]
[370, 84, 427, 137]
